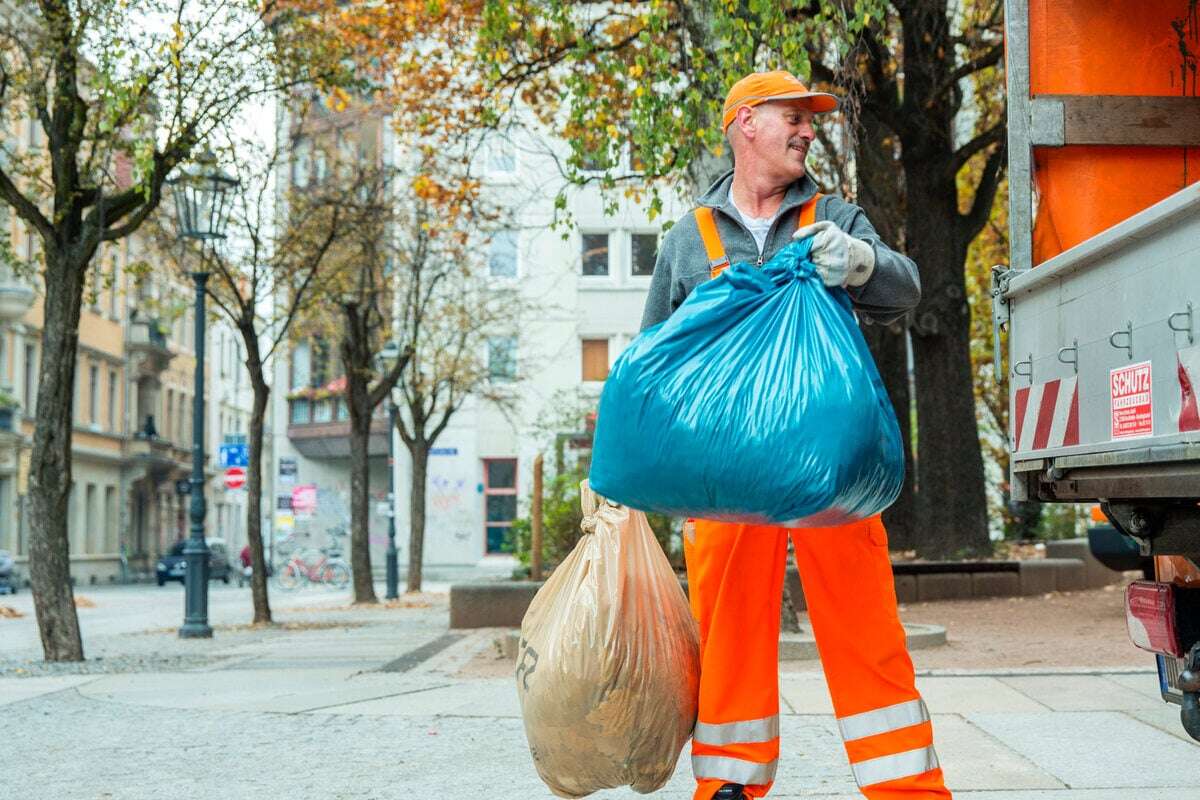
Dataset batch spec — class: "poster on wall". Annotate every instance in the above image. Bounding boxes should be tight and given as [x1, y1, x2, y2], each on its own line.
[292, 484, 318, 518]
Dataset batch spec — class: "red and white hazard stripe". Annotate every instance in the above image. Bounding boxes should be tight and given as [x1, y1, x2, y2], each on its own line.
[1179, 347, 1200, 433]
[1013, 376, 1080, 453]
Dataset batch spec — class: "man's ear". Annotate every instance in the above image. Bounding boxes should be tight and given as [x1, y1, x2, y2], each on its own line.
[734, 105, 756, 138]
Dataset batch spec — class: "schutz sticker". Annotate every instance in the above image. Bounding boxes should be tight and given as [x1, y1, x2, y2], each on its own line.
[1111, 360, 1154, 440]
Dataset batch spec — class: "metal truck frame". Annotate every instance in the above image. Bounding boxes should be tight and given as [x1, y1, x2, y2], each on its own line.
[995, 0, 1200, 740]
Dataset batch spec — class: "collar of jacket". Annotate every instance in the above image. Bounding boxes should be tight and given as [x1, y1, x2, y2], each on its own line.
[695, 168, 821, 222]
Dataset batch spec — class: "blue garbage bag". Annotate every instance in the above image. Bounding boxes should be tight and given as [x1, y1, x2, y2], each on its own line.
[589, 237, 904, 527]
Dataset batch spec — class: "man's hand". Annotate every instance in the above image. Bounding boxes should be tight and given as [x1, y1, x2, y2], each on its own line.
[794, 220, 876, 288]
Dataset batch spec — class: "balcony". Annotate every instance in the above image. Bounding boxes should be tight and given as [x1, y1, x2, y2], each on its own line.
[127, 433, 185, 482]
[286, 396, 389, 459]
[126, 316, 173, 377]
[0, 273, 35, 322]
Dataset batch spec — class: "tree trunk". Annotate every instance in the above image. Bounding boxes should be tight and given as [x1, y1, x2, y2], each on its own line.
[406, 441, 428, 593]
[28, 253, 86, 661]
[854, 108, 920, 550]
[246, 366, 272, 624]
[906, 169, 991, 558]
[349, 408, 377, 603]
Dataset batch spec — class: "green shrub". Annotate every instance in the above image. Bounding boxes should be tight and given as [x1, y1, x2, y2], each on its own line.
[509, 464, 682, 575]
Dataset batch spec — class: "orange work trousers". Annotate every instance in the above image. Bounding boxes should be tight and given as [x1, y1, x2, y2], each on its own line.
[684, 515, 951, 800]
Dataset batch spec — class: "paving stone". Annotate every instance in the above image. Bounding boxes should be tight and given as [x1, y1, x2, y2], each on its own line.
[1053, 558, 1089, 592]
[968, 710, 1200, 788]
[997, 674, 1163, 712]
[1020, 560, 1059, 595]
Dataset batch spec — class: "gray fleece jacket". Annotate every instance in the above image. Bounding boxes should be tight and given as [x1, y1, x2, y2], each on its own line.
[640, 170, 920, 330]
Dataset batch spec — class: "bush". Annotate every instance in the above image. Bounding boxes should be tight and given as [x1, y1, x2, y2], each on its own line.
[509, 464, 682, 575]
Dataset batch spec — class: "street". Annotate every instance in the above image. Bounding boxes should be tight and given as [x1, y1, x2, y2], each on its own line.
[2, 583, 1198, 799]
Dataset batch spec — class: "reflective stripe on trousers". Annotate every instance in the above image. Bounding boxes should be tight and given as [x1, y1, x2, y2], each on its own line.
[838, 699, 941, 788]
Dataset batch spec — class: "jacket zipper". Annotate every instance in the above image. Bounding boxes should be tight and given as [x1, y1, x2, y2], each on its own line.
[707, 197, 804, 267]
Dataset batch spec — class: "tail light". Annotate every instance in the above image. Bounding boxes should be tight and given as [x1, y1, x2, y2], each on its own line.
[1126, 581, 1184, 658]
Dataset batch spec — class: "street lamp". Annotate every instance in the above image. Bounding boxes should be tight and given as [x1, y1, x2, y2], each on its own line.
[168, 152, 238, 639]
[377, 341, 402, 600]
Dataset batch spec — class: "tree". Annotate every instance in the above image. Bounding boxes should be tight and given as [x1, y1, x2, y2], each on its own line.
[476, 0, 1007, 558]
[0, 0, 342, 660]
[151, 132, 354, 623]
[389, 164, 521, 593]
[329, 166, 412, 605]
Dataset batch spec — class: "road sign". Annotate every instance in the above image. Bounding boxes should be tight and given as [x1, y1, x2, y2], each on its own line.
[219, 443, 249, 468]
[224, 466, 246, 490]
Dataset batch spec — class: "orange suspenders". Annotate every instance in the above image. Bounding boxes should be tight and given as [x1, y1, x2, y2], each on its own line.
[695, 193, 823, 279]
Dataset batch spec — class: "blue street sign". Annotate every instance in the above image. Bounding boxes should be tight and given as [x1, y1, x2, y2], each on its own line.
[219, 443, 249, 468]
[430, 447, 458, 456]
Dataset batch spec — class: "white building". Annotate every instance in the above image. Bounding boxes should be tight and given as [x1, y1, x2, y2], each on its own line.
[270, 103, 690, 578]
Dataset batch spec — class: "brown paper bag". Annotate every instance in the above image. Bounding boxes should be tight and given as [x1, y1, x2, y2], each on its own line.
[516, 481, 700, 798]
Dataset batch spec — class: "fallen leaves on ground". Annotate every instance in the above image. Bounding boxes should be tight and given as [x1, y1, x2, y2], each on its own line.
[0, 605, 23, 618]
[74, 596, 97, 608]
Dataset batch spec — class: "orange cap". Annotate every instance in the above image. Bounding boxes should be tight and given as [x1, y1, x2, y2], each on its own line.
[722, 71, 840, 130]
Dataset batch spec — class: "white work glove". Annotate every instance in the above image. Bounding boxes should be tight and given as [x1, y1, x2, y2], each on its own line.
[793, 220, 876, 288]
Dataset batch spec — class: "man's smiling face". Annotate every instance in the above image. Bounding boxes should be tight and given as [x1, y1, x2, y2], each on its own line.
[749, 100, 816, 181]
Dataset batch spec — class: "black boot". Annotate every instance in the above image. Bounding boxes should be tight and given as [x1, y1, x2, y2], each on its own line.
[713, 785, 746, 800]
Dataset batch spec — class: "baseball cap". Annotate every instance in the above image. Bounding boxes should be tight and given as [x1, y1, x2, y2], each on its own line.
[722, 71, 840, 130]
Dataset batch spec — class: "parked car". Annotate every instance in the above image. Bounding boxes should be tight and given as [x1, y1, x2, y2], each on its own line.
[0, 549, 18, 595]
[156, 538, 232, 586]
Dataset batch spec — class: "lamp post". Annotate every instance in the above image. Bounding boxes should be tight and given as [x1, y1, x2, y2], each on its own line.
[168, 152, 238, 639]
[377, 341, 402, 600]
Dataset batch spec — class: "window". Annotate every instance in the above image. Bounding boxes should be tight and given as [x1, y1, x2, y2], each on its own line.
[23, 343, 36, 411]
[291, 342, 311, 390]
[290, 399, 311, 424]
[313, 399, 333, 423]
[488, 337, 517, 382]
[487, 135, 516, 172]
[165, 390, 174, 441]
[108, 370, 118, 432]
[105, 486, 116, 553]
[88, 365, 99, 425]
[336, 399, 349, 421]
[581, 339, 610, 382]
[109, 254, 120, 319]
[292, 137, 311, 187]
[488, 230, 518, 278]
[631, 233, 658, 277]
[85, 484, 97, 552]
[581, 232, 610, 276]
[483, 458, 517, 554]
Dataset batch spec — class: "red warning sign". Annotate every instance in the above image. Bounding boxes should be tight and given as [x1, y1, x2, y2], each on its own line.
[1110, 361, 1154, 440]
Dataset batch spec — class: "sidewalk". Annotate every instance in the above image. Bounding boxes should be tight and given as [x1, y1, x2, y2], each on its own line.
[3, 587, 1198, 799]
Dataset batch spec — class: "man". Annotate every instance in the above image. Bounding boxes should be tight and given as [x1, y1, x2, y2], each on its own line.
[641, 71, 951, 800]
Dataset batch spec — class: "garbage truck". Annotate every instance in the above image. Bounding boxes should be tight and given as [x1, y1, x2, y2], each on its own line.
[994, 0, 1200, 742]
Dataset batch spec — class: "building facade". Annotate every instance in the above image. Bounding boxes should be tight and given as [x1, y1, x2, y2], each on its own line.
[0, 116, 259, 584]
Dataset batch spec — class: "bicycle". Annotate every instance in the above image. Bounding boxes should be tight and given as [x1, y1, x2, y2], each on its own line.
[275, 547, 351, 590]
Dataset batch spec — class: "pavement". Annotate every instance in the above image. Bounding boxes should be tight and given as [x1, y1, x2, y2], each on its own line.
[2, 583, 1198, 799]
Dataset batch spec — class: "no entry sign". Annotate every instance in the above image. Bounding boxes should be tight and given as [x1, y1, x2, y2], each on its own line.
[1110, 361, 1153, 440]
[224, 466, 246, 490]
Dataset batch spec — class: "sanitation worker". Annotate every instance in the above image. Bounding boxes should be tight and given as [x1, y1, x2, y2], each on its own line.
[641, 71, 951, 800]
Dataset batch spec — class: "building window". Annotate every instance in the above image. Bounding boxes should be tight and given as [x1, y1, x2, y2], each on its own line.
[88, 365, 99, 425]
[85, 484, 97, 553]
[105, 486, 116, 553]
[108, 370, 118, 432]
[292, 137, 311, 187]
[163, 390, 171, 441]
[289, 399, 311, 425]
[23, 343, 36, 411]
[483, 458, 517, 554]
[488, 229, 518, 278]
[631, 232, 658, 277]
[313, 399, 334, 423]
[291, 342, 312, 390]
[581, 339, 610, 382]
[488, 337, 517, 382]
[581, 232, 610, 276]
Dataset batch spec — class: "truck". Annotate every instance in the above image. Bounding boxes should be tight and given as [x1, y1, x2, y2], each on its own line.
[995, 0, 1200, 742]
